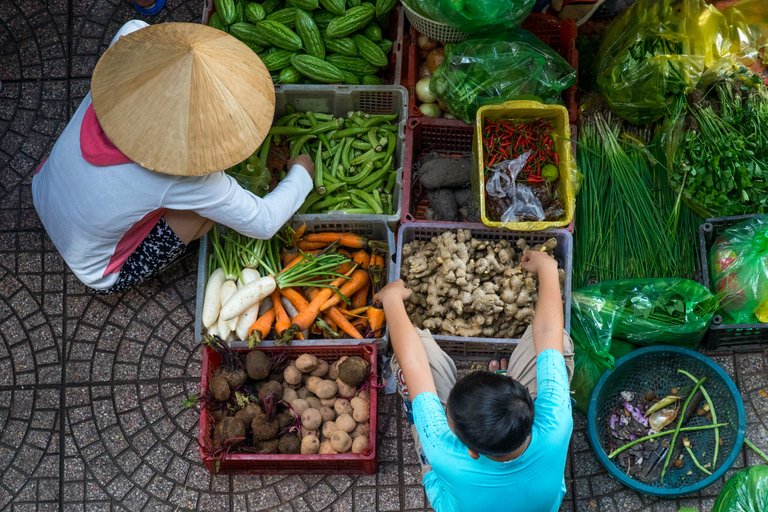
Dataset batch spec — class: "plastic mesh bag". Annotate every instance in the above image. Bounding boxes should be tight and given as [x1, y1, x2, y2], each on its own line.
[597, 0, 768, 125]
[402, 0, 534, 34]
[429, 30, 576, 124]
[709, 214, 768, 324]
[570, 278, 718, 413]
[712, 465, 768, 512]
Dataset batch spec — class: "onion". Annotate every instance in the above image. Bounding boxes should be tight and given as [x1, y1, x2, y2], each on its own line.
[426, 47, 444, 73]
[415, 78, 436, 103]
[419, 103, 442, 117]
[442, 112, 456, 120]
[418, 63, 432, 79]
[417, 34, 439, 51]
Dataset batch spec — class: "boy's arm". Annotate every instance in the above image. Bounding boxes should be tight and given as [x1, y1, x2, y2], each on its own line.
[521, 251, 564, 355]
[376, 280, 437, 400]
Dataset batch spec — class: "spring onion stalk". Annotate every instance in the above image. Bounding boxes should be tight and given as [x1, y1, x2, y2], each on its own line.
[661, 376, 707, 484]
[683, 439, 712, 475]
[678, 369, 720, 468]
[745, 438, 768, 464]
[607, 423, 729, 459]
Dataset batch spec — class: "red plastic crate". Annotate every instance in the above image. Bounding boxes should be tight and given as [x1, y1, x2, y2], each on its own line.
[407, 13, 578, 124]
[199, 344, 378, 475]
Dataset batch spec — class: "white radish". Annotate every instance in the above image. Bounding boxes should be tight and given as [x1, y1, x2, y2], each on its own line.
[281, 296, 308, 340]
[219, 276, 277, 321]
[225, 330, 237, 343]
[207, 323, 219, 338]
[220, 279, 238, 330]
[259, 296, 273, 315]
[217, 313, 232, 339]
[202, 268, 226, 328]
[235, 269, 262, 342]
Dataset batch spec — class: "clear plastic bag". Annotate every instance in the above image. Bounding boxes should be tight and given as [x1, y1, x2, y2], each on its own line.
[429, 30, 576, 124]
[570, 278, 718, 413]
[484, 151, 546, 223]
[709, 214, 768, 324]
[226, 153, 271, 198]
[597, 0, 768, 124]
[402, 0, 534, 34]
[712, 465, 768, 512]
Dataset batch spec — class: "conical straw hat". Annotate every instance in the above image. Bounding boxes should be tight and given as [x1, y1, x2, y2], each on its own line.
[91, 22, 275, 176]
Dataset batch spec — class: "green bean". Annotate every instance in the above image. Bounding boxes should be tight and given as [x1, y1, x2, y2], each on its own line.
[314, 142, 325, 195]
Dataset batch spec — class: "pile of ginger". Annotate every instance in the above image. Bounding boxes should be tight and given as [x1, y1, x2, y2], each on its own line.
[400, 230, 566, 338]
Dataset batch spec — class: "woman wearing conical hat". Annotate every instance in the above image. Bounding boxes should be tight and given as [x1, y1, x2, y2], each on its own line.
[32, 21, 314, 294]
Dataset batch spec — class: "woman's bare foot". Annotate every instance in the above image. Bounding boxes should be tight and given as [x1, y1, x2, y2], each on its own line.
[488, 358, 509, 372]
[500, 358, 508, 371]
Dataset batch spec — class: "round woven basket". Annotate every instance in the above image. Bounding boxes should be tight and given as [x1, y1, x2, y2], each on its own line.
[401, 1, 468, 43]
[587, 346, 745, 497]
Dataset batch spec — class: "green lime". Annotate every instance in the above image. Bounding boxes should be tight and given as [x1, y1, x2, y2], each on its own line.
[542, 164, 559, 182]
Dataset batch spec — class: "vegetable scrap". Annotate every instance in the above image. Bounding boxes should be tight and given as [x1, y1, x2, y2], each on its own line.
[200, 341, 373, 461]
[400, 230, 565, 338]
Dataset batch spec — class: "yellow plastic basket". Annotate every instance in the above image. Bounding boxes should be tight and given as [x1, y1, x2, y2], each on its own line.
[472, 101, 575, 231]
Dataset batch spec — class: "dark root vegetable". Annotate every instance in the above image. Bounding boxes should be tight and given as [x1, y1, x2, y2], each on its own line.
[214, 417, 246, 449]
[417, 153, 472, 190]
[210, 376, 231, 402]
[254, 438, 279, 454]
[251, 413, 279, 442]
[427, 188, 458, 221]
[204, 335, 247, 388]
[234, 403, 263, 426]
[338, 356, 370, 388]
[246, 350, 272, 381]
[258, 380, 284, 401]
[278, 434, 301, 454]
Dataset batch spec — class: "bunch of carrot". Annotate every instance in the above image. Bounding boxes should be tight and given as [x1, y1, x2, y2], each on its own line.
[243, 227, 388, 346]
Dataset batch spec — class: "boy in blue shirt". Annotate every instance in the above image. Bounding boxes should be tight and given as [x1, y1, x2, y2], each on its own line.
[377, 250, 574, 512]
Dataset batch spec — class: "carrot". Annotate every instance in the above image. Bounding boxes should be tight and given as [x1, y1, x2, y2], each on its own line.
[280, 287, 309, 312]
[272, 290, 291, 339]
[352, 281, 370, 309]
[352, 250, 370, 269]
[278, 250, 320, 274]
[297, 240, 329, 251]
[287, 269, 354, 334]
[367, 305, 385, 334]
[326, 306, 363, 339]
[295, 332, 304, 340]
[281, 245, 299, 268]
[351, 317, 368, 331]
[301, 232, 386, 250]
[320, 270, 369, 311]
[293, 223, 306, 243]
[248, 309, 276, 346]
[338, 249, 353, 259]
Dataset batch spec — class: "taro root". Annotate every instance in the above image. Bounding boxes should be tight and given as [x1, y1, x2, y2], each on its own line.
[296, 354, 319, 373]
[301, 435, 320, 454]
[338, 356, 369, 387]
[330, 431, 352, 453]
[301, 408, 323, 430]
[309, 359, 329, 378]
[258, 380, 283, 401]
[205, 335, 247, 388]
[334, 398, 352, 416]
[214, 417, 245, 449]
[278, 434, 301, 454]
[210, 376, 231, 401]
[315, 380, 338, 399]
[335, 413, 356, 433]
[251, 414, 279, 442]
[234, 403, 263, 426]
[328, 356, 347, 381]
[319, 406, 336, 423]
[352, 435, 370, 454]
[284, 366, 302, 386]
[246, 351, 272, 381]
[254, 438, 279, 454]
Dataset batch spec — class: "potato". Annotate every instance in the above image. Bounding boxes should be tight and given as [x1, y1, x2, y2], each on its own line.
[315, 380, 338, 399]
[351, 421, 369, 440]
[335, 413, 356, 433]
[351, 397, 370, 423]
[301, 435, 320, 454]
[290, 399, 310, 416]
[295, 354, 319, 373]
[245, 351, 271, 381]
[338, 356, 369, 387]
[319, 440, 338, 454]
[306, 396, 322, 410]
[234, 403, 263, 426]
[284, 366, 303, 386]
[328, 356, 347, 380]
[297, 387, 310, 399]
[306, 376, 323, 394]
[210, 376, 230, 401]
[321, 398, 337, 408]
[334, 398, 353, 416]
[301, 408, 322, 430]
[282, 388, 298, 403]
[352, 435, 370, 454]
[319, 406, 336, 423]
[330, 431, 352, 453]
[309, 359, 329, 377]
[251, 414, 279, 442]
[336, 378, 357, 398]
[321, 420, 338, 440]
[278, 434, 301, 454]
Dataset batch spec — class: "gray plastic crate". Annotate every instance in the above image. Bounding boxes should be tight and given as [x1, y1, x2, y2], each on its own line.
[273, 85, 408, 230]
[201, 0, 404, 86]
[698, 214, 768, 350]
[395, 222, 573, 360]
[195, 216, 396, 348]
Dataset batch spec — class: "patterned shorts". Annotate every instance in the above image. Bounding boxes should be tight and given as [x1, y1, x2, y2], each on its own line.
[96, 218, 186, 295]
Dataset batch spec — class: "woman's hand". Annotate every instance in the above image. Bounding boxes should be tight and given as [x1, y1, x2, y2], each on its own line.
[520, 251, 557, 275]
[375, 279, 412, 307]
[287, 154, 315, 181]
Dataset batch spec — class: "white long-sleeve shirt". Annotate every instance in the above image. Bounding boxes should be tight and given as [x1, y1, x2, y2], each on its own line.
[32, 92, 312, 290]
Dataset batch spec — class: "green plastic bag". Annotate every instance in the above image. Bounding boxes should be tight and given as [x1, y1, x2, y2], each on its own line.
[402, 0, 534, 34]
[570, 278, 718, 413]
[226, 152, 271, 198]
[428, 30, 576, 124]
[712, 466, 768, 512]
[709, 214, 768, 324]
[597, 0, 768, 125]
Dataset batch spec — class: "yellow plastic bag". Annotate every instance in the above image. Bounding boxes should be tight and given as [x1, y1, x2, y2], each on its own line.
[597, 0, 768, 125]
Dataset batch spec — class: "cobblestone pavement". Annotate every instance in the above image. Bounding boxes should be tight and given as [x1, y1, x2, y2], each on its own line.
[2, 0, 768, 510]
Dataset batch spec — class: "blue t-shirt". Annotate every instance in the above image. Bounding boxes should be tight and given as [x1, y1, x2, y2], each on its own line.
[412, 349, 573, 512]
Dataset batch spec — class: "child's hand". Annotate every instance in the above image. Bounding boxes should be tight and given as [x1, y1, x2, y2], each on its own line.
[287, 154, 315, 181]
[375, 280, 412, 306]
[520, 251, 557, 275]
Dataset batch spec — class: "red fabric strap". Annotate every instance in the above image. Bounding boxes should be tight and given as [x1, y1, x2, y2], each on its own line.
[80, 104, 133, 166]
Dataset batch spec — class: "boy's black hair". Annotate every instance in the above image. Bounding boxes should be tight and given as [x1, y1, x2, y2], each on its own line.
[446, 371, 535, 457]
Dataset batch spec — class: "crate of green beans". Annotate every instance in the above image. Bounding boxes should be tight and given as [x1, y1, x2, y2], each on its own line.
[258, 85, 407, 229]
